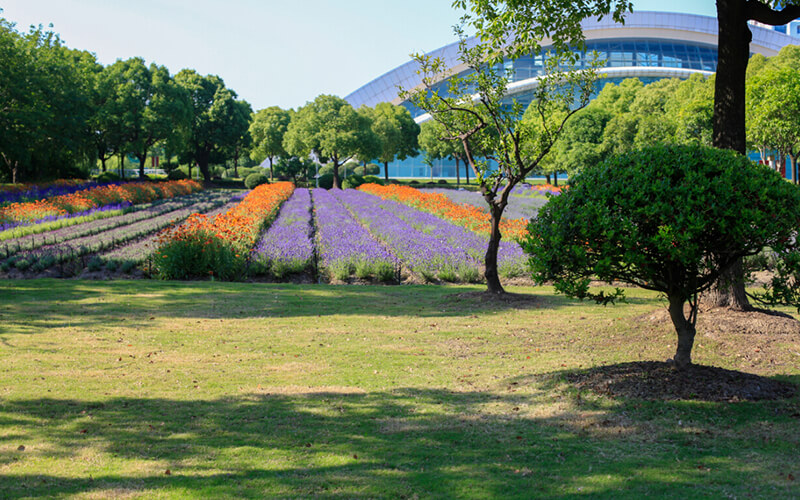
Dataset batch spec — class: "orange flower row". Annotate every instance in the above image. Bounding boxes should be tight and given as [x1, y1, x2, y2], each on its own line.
[154, 182, 294, 280]
[0, 179, 87, 195]
[0, 180, 202, 225]
[358, 183, 528, 241]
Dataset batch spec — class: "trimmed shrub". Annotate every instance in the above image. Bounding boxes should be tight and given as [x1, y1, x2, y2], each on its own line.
[317, 173, 334, 190]
[342, 174, 365, 189]
[244, 172, 270, 189]
[96, 172, 121, 182]
[167, 169, 188, 181]
[362, 175, 384, 185]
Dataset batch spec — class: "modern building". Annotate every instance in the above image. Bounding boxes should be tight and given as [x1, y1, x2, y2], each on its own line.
[344, 11, 798, 179]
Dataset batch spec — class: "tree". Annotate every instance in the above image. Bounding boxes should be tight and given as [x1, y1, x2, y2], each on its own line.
[275, 156, 315, 184]
[525, 145, 800, 369]
[711, 0, 800, 310]
[110, 59, 192, 178]
[361, 103, 420, 182]
[548, 107, 610, 176]
[228, 100, 253, 178]
[747, 66, 800, 183]
[402, 22, 602, 293]
[283, 95, 374, 190]
[174, 70, 252, 182]
[249, 106, 291, 179]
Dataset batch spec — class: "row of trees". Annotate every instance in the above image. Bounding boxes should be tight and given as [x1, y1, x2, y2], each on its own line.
[0, 18, 252, 183]
[248, 98, 420, 189]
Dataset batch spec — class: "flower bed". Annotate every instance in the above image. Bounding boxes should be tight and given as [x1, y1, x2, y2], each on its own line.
[0, 179, 98, 205]
[359, 183, 528, 241]
[363, 192, 527, 279]
[155, 182, 293, 280]
[311, 188, 396, 282]
[250, 189, 314, 278]
[332, 189, 480, 282]
[0, 180, 202, 226]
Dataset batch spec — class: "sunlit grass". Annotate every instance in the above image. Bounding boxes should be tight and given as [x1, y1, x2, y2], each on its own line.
[0, 280, 798, 498]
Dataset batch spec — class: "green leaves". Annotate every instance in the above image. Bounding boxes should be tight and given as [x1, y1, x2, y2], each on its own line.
[527, 145, 800, 309]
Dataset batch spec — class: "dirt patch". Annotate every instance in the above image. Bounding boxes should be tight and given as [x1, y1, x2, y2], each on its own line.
[638, 306, 800, 337]
[455, 290, 543, 308]
[566, 361, 797, 402]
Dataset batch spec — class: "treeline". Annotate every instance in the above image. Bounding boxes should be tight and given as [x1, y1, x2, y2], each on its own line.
[544, 45, 800, 180]
[0, 18, 251, 183]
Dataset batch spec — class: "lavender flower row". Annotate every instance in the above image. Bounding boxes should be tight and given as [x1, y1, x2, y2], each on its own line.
[311, 188, 396, 281]
[0, 191, 234, 269]
[331, 189, 480, 283]
[250, 188, 314, 278]
[0, 180, 121, 206]
[0, 201, 132, 233]
[1, 191, 226, 258]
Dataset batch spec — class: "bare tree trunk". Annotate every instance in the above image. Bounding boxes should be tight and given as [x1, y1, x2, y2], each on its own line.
[455, 156, 461, 187]
[464, 156, 469, 184]
[667, 294, 696, 370]
[268, 156, 274, 180]
[484, 203, 505, 294]
[545, 173, 551, 185]
[791, 153, 798, 184]
[332, 156, 341, 190]
[709, 0, 753, 311]
[384, 161, 389, 182]
[553, 171, 558, 187]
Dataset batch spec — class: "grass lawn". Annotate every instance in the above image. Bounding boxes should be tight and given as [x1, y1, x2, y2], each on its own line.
[1, 280, 798, 499]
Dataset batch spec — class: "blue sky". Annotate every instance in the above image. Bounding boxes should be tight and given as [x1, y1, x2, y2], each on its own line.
[1, 0, 717, 110]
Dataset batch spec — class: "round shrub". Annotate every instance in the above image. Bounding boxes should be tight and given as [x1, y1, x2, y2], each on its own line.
[362, 175, 384, 185]
[409, 180, 420, 185]
[96, 171, 121, 182]
[244, 172, 270, 189]
[317, 173, 334, 189]
[342, 174, 365, 189]
[437, 179, 448, 185]
[167, 169, 188, 181]
[525, 144, 800, 369]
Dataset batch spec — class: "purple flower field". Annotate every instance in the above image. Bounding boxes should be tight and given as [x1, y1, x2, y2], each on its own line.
[251, 188, 314, 278]
[311, 189, 397, 282]
[332, 189, 481, 282]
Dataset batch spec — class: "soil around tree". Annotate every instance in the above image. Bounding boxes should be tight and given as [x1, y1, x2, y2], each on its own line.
[638, 304, 800, 337]
[566, 361, 797, 402]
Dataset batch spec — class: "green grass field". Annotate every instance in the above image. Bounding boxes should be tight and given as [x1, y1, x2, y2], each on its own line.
[1, 280, 798, 498]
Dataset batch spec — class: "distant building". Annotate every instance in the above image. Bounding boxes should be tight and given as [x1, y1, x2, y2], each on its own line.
[345, 11, 798, 179]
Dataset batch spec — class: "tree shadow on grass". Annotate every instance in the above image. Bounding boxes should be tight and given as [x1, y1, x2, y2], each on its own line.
[2, 381, 800, 498]
[0, 280, 604, 336]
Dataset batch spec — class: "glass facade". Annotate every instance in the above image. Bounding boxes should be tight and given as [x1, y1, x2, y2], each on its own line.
[401, 38, 718, 119]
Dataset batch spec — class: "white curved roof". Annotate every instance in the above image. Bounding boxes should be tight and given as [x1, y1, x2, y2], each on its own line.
[345, 11, 797, 109]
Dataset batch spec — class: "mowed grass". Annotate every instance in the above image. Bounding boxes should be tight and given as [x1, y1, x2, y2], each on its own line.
[1, 280, 799, 499]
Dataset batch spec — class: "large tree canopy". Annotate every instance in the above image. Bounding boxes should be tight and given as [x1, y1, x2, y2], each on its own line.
[249, 106, 291, 179]
[174, 69, 252, 182]
[283, 95, 374, 190]
[360, 103, 420, 182]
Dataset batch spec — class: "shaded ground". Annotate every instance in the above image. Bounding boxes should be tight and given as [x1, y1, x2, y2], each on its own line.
[565, 361, 797, 402]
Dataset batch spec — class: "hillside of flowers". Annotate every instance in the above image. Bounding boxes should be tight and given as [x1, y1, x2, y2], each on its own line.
[0, 179, 203, 231]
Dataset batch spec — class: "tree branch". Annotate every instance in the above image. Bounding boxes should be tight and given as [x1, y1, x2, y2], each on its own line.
[747, 1, 800, 25]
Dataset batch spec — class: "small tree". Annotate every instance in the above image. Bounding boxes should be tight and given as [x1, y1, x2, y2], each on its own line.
[525, 145, 800, 369]
[249, 106, 291, 179]
[283, 95, 374, 190]
[361, 102, 420, 182]
[401, 28, 599, 293]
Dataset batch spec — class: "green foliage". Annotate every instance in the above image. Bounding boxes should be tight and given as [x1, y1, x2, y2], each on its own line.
[362, 175, 384, 185]
[358, 102, 420, 167]
[283, 95, 375, 189]
[526, 144, 800, 303]
[244, 172, 270, 189]
[342, 175, 365, 189]
[275, 157, 314, 183]
[174, 69, 252, 182]
[316, 173, 334, 190]
[96, 171, 122, 182]
[353, 163, 381, 176]
[249, 107, 291, 169]
[167, 169, 188, 180]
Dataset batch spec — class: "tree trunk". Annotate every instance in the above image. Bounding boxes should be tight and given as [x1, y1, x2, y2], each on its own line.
[233, 149, 239, 178]
[384, 161, 389, 182]
[464, 156, 469, 184]
[553, 171, 558, 187]
[197, 151, 211, 182]
[268, 156, 274, 180]
[709, 0, 753, 310]
[332, 157, 341, 190]
[484, 203, 505, 294]
[791, 153, 798, 185]
[118, 154, 125, 179]
[135, 153, 147, 178]
[667, 294, 696, 370]
[545, 173, 551, 185]
[455, 156, 461, 187]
